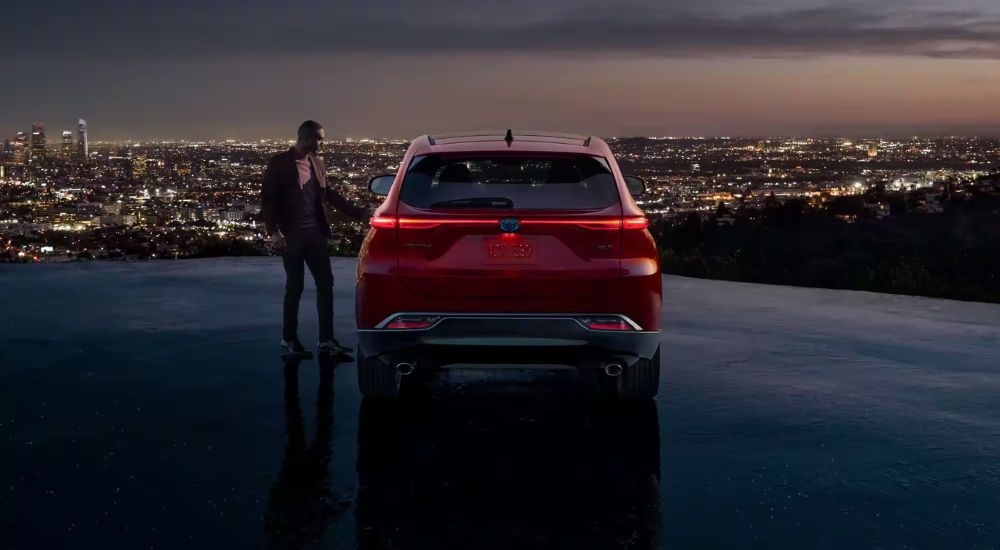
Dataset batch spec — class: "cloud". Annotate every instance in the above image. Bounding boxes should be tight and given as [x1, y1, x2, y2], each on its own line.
[7, 1, 1000, 61]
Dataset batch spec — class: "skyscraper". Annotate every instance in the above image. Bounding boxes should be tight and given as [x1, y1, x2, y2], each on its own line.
[77, 119, 89, 161]
[1, 139, 11, 178]
[13, 132, 28, 165]
[30, 123, 46, 161]
[132, 155, 148, 178]
[61, 131, 74, 160]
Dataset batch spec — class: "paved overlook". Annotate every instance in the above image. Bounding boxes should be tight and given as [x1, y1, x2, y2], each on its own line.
[3, 258, 999, 549]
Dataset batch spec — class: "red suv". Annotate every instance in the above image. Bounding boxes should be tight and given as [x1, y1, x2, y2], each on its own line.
[355, 131, 662, 398]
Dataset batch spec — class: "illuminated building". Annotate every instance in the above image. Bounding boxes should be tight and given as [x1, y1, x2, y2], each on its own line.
[77, 119, 89, 161]
[222, 209, 244, 223]
[132, 155, 149, 178]
[869, 145, 878, 158]
[1, 140, 11, 170]
[30, 123, 46, 161]
[61, 131, 74, 160]
[13, 132, 28, 164]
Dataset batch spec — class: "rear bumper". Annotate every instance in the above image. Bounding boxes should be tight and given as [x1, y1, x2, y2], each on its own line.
[357, 313, 661, 368]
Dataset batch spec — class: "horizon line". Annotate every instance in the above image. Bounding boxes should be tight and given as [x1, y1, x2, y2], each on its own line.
[42, 133, 1000, 145]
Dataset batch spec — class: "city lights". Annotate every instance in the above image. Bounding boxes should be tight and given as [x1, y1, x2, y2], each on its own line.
[1, 130, 997, 263]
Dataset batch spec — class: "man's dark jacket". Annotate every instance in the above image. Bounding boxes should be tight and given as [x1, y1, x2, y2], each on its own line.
[260, 148, 367, 238]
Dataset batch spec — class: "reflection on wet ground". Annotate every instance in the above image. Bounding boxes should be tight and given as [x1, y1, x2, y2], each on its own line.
[262, 362, 662, 549]
[355, 374, 661, 549]
[4, 259, 1000, 549]
[265, 355, 351, 548]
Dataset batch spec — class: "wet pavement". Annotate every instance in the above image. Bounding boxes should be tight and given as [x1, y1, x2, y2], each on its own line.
[3, 257, 1000, 549]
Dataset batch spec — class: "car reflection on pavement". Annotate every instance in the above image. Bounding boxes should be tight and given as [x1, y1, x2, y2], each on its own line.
[265, 355, 352, 547]
[354, 374, 663, 549]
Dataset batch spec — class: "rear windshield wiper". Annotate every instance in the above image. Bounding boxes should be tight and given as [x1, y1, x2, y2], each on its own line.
[429, 197, 514, 208]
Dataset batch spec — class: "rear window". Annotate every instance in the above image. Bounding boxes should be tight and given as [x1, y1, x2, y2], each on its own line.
[399, 155, 620, 210]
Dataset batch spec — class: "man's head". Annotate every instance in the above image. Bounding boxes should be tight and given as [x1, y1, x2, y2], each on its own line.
[296, 120, 325, 155]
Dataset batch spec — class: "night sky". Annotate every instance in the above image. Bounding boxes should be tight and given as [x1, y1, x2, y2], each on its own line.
[5, 0, 1000, 140]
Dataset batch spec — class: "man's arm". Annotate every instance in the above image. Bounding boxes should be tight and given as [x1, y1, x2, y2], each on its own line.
[260, 157, 281, 237]
[316, 157, 368, 220]
[325, 186, 369, 221]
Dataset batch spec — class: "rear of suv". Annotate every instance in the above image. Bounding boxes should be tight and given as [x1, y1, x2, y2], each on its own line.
[355, 131, 662, 399]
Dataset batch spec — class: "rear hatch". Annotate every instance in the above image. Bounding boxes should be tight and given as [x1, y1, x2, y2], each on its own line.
[387, 154, 630, 298]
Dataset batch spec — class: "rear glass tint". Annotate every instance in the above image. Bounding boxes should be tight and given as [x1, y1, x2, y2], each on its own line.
[399, 155, 620, 210]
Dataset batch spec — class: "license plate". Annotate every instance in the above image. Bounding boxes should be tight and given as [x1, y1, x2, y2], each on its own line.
[483, 237, 537, 265]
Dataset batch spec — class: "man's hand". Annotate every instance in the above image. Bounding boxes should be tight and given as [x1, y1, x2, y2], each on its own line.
[269, 233, 287, 254]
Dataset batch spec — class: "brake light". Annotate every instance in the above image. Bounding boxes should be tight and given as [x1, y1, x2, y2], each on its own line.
[400, 218, 496, 229]
[560, 218, 648, 230]
[554, 219, 622, 230]
[370, 216, 397, 229]
[580, 317, 636, 331]
[623, 217, 649, 230]
[370, 216, 648, 230]
[385, 316, 440, 329]
[371, 217, 500, 230]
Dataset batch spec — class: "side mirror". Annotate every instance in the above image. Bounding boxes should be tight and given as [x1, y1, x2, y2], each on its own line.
[624, 175, 646, 197]
[368, 174, 394, 196]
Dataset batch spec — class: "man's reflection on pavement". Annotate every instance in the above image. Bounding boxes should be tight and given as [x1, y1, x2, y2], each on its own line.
[265, 355, 350, 548]
[355, 379, 662, 549]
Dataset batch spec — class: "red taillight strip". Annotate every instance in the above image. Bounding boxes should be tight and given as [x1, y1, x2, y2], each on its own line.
[371, 216, 649, 230]
[623, 217, 649, 230]
[526, 219, 622, 230]
[400, 218, 498, 230]
[370, 216, 397, 229]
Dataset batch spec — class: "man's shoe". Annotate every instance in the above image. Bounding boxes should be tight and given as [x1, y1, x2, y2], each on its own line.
[281, 339, 313, 358]
[317, 338, 352, 356]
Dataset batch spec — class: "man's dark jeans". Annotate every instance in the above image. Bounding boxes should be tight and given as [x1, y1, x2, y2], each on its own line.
[282, 229, 334, 342]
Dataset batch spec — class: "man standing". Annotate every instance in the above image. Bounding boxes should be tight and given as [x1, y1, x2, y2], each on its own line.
[261, 121, 367, 357]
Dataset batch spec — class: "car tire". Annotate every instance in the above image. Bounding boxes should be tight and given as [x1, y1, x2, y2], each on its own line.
[620, 346, 660, 399]
[357, 350, 402, 398]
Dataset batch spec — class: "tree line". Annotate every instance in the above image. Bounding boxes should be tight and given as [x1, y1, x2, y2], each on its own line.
[651, 176, 1000, 303]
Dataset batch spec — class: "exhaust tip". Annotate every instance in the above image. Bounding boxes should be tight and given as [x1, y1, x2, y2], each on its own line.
[603, 363, 623, 377]
[395, 362, 415, 376]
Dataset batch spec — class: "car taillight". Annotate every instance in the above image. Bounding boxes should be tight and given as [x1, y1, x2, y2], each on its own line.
[371, 216, 648, 230]
[533, 218, 648, 230]
[580, 317, 636, 331]
[623, 216, 648, 230]
[571, 219, 626, 230]
[371, 217, 498, 230]
[385, 316, 440, 329]
[370, 216, 397, 229]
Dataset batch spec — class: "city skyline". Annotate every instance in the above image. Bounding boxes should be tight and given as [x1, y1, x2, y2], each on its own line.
[3, 133, 997, 300]
[4, 0, 1000, 140]
[4, 118, 1000, 145]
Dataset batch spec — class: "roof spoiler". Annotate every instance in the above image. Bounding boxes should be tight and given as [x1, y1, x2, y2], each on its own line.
[425, 130, 594, 147]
